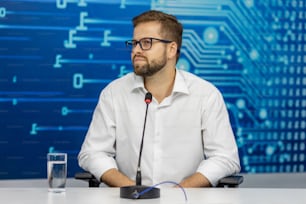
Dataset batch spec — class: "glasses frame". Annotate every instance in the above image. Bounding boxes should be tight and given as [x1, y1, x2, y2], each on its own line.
[125, 37, 173, 51]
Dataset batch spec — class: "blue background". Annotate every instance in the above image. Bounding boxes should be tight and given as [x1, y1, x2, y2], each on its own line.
[0, 0, 305, 179]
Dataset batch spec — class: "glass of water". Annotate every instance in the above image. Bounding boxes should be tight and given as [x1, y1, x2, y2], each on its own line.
[47, 153, 67, 193]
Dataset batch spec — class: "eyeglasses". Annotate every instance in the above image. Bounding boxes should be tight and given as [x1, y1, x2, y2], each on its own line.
[125, 37, 172, 51]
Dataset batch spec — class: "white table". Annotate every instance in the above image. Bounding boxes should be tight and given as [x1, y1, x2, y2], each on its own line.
[0, 187, 305, 204]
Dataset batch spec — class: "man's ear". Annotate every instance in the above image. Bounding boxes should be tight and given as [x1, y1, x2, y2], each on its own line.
[168, 42, 178, 59]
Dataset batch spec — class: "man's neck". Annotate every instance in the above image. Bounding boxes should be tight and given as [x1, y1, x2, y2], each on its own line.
[144, 67, 176, 104]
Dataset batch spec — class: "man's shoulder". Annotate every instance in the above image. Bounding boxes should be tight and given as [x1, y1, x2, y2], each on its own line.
[178, 69, 217, 90]
[106, 72, 135, 89]
[178, 70, 225, 103]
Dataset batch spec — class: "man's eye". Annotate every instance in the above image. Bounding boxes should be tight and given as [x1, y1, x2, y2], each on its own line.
[142, 40, 151, 45]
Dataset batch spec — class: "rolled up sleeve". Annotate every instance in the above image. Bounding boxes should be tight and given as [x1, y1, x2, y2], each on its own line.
[197, 89, 241, 186]
[78, 90, 118, 181]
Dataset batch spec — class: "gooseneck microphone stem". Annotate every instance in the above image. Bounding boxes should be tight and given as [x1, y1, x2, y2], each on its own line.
[136, 99, 150, 186]
[120, 92, 160, 199]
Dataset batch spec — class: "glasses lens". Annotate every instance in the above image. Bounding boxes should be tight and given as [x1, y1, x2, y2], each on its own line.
[140, 38, 152, 50]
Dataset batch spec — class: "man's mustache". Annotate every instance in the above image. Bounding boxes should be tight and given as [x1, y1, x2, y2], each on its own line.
[133, 55, 147, 61]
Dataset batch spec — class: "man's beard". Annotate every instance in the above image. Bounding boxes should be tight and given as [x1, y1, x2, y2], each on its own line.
[133, 54, 167, 77]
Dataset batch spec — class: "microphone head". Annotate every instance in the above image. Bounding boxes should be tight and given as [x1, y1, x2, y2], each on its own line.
[144, 92, 152, 104]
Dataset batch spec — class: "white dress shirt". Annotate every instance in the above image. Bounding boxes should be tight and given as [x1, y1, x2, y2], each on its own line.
[78, 69, 240, 186]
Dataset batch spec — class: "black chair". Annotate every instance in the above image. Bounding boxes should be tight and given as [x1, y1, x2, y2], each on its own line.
[75, 171, 243, 188]
[216, 174, 244, 187]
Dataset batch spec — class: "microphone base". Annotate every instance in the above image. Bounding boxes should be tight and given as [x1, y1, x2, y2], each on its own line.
[120, 185, 160, 199]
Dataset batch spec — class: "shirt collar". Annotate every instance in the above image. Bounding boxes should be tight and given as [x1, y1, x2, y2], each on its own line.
[172, 69, 189, 95]
[131, 73, 145, 91]
[130, 69, 190, 95]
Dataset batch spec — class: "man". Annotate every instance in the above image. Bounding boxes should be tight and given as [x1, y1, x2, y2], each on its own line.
[78, 10, 240, 188]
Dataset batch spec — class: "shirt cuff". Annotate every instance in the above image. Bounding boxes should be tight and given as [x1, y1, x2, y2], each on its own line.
[80, 154, 118, 182]
[197, 159, 238, 187]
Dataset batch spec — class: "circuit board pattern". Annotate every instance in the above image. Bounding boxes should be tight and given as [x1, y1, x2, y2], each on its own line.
[0, 0, 305, 178]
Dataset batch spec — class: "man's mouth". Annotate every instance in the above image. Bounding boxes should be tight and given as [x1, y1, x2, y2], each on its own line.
[133, 56, 146, 62]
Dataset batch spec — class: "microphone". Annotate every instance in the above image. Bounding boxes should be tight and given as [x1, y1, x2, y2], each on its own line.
[136, 92, 152, 186]
[120, 92, 160, 199]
